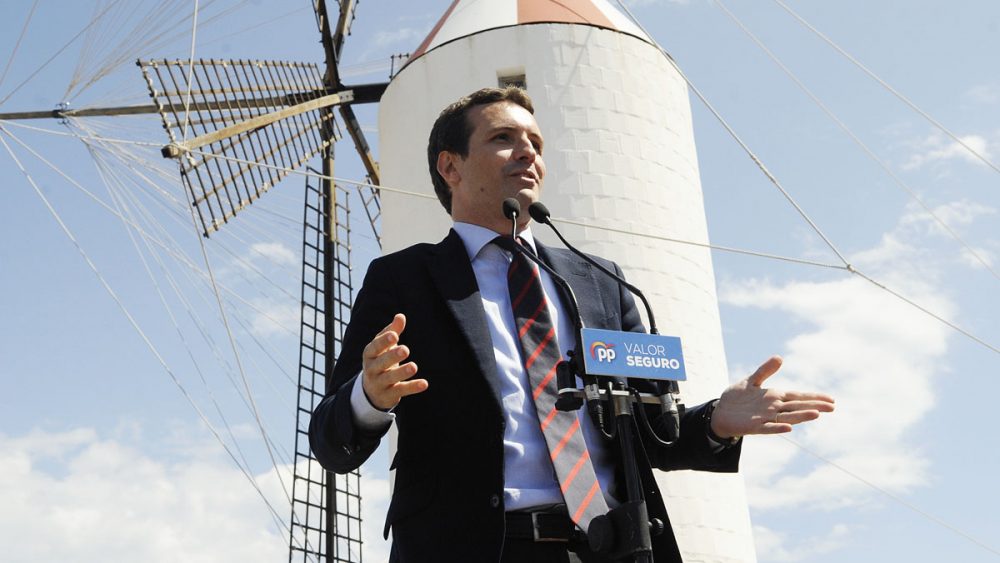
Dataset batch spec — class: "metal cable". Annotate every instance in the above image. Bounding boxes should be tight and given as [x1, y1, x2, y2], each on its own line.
[771, 0, 1000, 178]
[0, 0, 40, 91]
[615, 0, 852, 269]
[781, 434, 1000, 557]
[90, 139, 264, 509]
[551, 217, 846, 270]
[0, 0, 124, 106]
[851, 268, 999, 355]
[71, 120, 311, 536]
[713, 0, 1000, 283]
[0, 123, 301, 341]
[0, 127, 294, 537]
[179, 0, 200, 141]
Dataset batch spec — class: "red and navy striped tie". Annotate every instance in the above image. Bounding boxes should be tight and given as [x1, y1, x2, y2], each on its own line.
[495, 236, 609, 532]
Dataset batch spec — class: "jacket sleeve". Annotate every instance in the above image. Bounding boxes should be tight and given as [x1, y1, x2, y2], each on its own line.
[611, 261, 742, 474]
[309, 257, 399, 474]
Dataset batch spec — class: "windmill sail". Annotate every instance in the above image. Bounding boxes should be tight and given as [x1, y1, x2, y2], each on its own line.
[139, 58, 340, 237]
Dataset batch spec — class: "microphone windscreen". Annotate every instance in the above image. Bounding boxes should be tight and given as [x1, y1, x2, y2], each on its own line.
[502, 198, 521, 219]
[528, 201, 551, 223]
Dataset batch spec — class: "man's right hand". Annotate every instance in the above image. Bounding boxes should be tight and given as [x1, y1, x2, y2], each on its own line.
[361, 313, 429, 410]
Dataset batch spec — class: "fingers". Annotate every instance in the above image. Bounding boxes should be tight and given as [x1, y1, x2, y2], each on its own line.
[391, 375, 429, 401]
[776, 399, 836, 413]
[748, 355, 783, 387]
[782, 390, 836, 405]
[363, 350, 424, 410]
[773, 409, 821, 425]
[363, 315, 408, 374]
[362, 313, 428, 410]
[365, 314, 407, 360]
[755, 410, 820, 435]
[371, 363, 427, 405]
[363, 343, 404, 381]
[758, 423, 793, 435]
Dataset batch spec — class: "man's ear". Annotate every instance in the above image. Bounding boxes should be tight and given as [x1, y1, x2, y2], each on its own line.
[437, 151, 461, 189]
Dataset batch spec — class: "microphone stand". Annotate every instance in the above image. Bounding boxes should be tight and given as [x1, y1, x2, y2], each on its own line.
[584, 380, 656, 563]
[501, 200, 661, 562]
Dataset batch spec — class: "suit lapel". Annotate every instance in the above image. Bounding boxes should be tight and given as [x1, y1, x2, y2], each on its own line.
[536, 241, 608, 329]
[427, 229, 504, 403]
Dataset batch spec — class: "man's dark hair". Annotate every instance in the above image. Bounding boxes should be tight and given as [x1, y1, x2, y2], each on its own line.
[427, 87, 535, 214]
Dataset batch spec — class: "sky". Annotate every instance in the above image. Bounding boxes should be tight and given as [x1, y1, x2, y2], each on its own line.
[1, 1, 999, 562]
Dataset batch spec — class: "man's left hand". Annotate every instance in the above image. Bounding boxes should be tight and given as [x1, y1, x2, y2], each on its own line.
[710, 356, 835, 439]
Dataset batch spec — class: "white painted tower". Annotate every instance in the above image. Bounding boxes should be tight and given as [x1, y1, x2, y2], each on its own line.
[377, 1, 756, 560]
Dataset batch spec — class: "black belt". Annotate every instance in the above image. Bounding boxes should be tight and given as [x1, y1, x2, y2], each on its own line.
[505, 511, 582, 543]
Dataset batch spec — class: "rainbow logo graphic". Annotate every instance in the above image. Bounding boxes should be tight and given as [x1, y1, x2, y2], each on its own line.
[590, 341, 616, 363]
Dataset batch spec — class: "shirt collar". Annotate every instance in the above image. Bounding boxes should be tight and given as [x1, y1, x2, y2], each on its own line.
[453, 221, 538, 261]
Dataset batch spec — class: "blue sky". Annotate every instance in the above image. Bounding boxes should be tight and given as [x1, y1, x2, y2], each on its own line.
[1, 1, 998, 561]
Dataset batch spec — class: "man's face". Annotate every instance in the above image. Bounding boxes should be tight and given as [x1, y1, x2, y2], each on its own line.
[438, 101, 546, 233]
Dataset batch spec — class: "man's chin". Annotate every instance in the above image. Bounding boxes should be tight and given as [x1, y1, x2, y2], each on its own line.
[512, 189, 540, 207]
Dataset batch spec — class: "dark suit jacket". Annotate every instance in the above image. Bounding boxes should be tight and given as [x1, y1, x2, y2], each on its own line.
[309, 229, 741, 562]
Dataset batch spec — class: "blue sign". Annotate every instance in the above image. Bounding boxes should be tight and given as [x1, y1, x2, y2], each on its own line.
[580, 328, 687, 381]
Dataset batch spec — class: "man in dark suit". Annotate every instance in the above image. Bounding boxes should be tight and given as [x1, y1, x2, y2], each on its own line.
[309, 87, 835, 562]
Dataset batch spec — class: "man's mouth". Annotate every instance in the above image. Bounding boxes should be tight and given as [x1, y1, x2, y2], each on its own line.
[509, 169, 538, 183]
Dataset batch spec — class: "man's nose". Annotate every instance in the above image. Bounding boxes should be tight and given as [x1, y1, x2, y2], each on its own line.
[513, 136, 537, 161]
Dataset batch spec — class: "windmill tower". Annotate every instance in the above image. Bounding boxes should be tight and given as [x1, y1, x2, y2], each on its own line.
[378, 1, 757, 560]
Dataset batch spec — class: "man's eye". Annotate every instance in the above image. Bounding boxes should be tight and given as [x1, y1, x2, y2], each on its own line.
[494, 133, 510, 141]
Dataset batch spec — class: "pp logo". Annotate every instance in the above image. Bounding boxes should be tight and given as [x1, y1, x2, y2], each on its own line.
[590, 341, 616, 363]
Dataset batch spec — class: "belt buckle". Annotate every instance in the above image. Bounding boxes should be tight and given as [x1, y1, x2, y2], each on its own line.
[531, 512, 569, 543]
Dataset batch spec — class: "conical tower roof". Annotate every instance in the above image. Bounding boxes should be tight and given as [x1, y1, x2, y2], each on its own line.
[407, 0, 653, 64]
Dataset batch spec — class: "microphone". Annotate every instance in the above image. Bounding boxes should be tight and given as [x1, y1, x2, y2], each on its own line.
[501, 198, 520, 239]
[528, 201, 681, 443]
[528, 202, 659, 335]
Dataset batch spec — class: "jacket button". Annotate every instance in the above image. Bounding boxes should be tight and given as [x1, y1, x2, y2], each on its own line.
[489, 494, 501, 508]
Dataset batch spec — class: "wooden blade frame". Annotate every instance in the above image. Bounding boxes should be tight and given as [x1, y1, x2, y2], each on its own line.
[139, 58, 340, 237]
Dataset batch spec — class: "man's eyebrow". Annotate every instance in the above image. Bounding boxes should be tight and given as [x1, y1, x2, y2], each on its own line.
[481, 125, 544, 150]
[486, 124, 544, 139]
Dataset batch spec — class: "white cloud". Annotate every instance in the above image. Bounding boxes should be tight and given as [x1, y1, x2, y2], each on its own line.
[373, 27, 424, 49]
[0, 427, 285, 563]
[959, 245, 996, 270]
[249, 242, 296, 267]
[359, 25, 426, 60]
[902, 130, 993, 170]
[0, 426, 397, 563]
[754, 523, 850, 562]
[857, 199, 997, 277]
[721, 202, 969, 516]
[964, 83, 1000, 104]
[249, 298, 299, 337]
[896, 198, 992, 228]
[359, 466, 393, 561]
[728, 275, 943, 510]
[216, 241, 297, 288]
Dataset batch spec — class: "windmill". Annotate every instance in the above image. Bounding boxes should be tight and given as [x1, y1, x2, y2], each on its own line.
[1, 1, 389, 561]
[2, 0, 760, 559]
[5, 2, 988, 563]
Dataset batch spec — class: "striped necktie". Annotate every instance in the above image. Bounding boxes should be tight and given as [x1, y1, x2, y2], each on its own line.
[494, 236, 609, 532]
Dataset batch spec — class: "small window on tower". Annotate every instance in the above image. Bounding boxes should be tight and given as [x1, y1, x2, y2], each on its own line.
[498, 74, 526, 89]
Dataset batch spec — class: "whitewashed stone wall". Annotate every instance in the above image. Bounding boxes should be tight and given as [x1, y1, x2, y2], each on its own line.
[379, 23, 756, 563]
